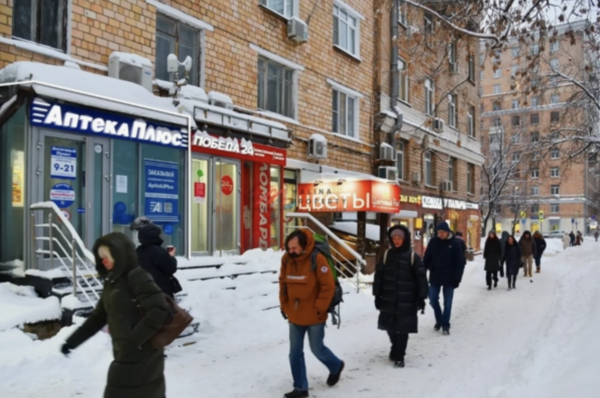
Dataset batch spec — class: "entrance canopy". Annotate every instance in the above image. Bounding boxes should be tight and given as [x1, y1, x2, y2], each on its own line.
[297, 173, 401, 213]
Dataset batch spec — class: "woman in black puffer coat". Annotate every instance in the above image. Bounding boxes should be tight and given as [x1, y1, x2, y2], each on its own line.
[373, 225, 429, 368]
[502, 235, 522, 291]
[483, 231, 502, 290]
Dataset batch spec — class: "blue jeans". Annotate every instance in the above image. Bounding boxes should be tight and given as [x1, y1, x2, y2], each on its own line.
[429, 284, 455, 330]
[289, 322, 342, 391]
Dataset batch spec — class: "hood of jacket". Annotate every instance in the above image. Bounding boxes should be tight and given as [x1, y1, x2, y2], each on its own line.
[501, 231, 510, 240]
[520, 230, 533, 241]
[92, 232, 139, 281]
[387, 224, 412, 252]
[282, 229, 316, 265]
[138, 224, 164, 246]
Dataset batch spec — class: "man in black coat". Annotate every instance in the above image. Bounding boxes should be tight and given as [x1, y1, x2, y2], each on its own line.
[373, 225, 428, 368]
[136, 224, 178, 297]
[423, 222, 465, 335]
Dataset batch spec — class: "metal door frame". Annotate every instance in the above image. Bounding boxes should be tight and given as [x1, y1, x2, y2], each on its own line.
[190, 154, 213, 256]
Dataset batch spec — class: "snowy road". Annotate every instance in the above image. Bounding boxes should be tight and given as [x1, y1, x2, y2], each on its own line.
[2, 240, 599, 398]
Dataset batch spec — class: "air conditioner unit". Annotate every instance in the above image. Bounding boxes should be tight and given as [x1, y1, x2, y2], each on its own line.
[378, 166, 398, 180]
[450, 63, 460, 74]
[433, 117, 445, 133]
[379, 143, 395, 161]
[307, 134, 327, 159]
[441, 180, 453, 192]
[207, 91, 234, 110]
[411, 172, 421, 183]
[108, 52, 153, 92]
[287, 17, 308, 43]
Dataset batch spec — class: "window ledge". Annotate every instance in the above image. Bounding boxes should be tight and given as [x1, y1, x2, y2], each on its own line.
[467, 192, 475, 197]
[333, 132, 362, 144]
[398, 99, 411, 108]
[0, 37, 108, 72]
[256, 110, 299, 125]
[425, 184, 438, 190]
[448, 125, 459, 132]
[258, 4, 292, 22]
[467, 135, 477, 141]
[333, 45, 362, 62]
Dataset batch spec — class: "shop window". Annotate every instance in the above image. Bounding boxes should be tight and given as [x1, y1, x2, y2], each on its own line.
[0, 107, 26, 264]
[270, 166, 282, 248]
[191, 159, 209, 253]
[257, 58, 295, 118]
[214, 160, 239, 253]
[284, 169, 299, 230]
[333, 3, 361, 58]
[13, 0, 67, 51]
[155, 14, 200, 86]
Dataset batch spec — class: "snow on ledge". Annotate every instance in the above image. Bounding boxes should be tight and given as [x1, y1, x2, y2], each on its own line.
[146, 0, 214, 31]
[25, 268, 66, 280]
[0, 283, 62, 332]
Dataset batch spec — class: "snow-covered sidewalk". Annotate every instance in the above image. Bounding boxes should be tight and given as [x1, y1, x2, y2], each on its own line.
[1, 240, 599, 398]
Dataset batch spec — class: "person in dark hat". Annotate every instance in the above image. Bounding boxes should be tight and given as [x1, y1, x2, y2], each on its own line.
[423, 221, 465, 335]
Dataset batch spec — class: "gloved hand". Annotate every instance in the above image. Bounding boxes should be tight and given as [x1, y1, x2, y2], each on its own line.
[281, 309, 288, 320]
[60, 342, 72, 357]
[375, 297, 382, 310]
[416, 299, 426, 313]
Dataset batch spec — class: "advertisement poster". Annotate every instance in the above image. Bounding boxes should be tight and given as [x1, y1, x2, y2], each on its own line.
[252, 162, 271, 250]
[12, 150, 24, 207]
[116, 175, 128, 193]
[49, 183, 76, 208]
[194, 182, 206, 204]
[50, 146, 77, 180]
[144, 159, 180, 223]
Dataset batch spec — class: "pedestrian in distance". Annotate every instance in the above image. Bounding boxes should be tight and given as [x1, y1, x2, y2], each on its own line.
[483, 231, 502, 290]
[60, 233, 171, 398]
[454, 231, 468, 258]
[500, 231, 510, 260]
[532, 231, 547, 274]
[594, 230, 599, 242]
[136, 223, 180, 298]
[279, 230, 344, 398]
[562, 232, 570, 250]
[423, 222, 466, 335]
[569, 231, 575, 247]
[373, 225, 428, 368]
[519, 231, 537, 279]
[502, 235, 522, 290]
[576, 231, 584, 246]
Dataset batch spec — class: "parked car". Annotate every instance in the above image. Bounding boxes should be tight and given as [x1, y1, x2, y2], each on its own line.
[543, 230, 566, 239]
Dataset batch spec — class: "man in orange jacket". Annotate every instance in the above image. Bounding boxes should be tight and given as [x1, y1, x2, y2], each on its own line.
[279, 229, 344, 398]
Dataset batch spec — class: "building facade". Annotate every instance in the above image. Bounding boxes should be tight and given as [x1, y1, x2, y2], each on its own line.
[480, 20, 600, 235]
[0, 0, 383, 269]
[373, 0, 484, 254]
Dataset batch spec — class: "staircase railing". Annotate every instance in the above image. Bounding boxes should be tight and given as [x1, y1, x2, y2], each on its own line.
[284, 212, 367, 293]
[30, 202, 100, 306]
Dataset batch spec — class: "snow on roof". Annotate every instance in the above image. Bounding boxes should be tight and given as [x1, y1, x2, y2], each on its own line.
[330, 222, 382, 241]
[0, 62, 194, 128]
[0, 283, 62, 332]
[109, 52, 153, 67]
[207, 91, 233, 105]
[146, 0, 214, 32]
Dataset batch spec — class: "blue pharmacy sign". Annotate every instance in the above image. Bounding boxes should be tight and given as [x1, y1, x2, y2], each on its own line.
[29, 97, 188, 149]
[144, 159, 180, 223]
[50, 183, 75, 208]
[50, 146, 77, 180]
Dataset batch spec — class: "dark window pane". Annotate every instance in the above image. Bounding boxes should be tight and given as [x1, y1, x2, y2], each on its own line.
[157, 15, 176, 35]
[13, 0, 33, 41]
[283, 70, 293, 117]
[156, 32, 176, 81]
[258, 59, 265, 109]
[40, 0, 64, 49]
[333, 15, 339, 46]
[332, 90, 338, 133]
[267, 62, 282, 113]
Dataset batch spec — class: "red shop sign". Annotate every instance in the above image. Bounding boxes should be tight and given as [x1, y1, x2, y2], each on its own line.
[192, 131, 286, 166]
[194, 182, 206, 203]
[252, 162, 271, 249]
[297, 180, 401, 213]
[221, 176, 234, 196]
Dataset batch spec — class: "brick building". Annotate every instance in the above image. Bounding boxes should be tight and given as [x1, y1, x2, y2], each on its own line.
[373, 0, 484, 254]
[480, 20, 600, 235]
[0, 0, 389, 267]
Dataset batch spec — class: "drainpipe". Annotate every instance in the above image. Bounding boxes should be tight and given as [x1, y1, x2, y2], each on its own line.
[390, 0, 400, 150]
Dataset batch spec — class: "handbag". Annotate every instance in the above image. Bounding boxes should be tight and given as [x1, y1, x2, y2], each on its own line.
[135, 294, 194, 349]
[170, 276, 183, 294]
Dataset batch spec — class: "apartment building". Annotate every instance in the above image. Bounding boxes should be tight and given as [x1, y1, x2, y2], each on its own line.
[480, 20, 600, 234]
[373, 0, 484, 254]
[0, 0, 392, 270]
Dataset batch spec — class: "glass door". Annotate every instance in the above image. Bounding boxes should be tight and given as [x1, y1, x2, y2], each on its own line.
[32, 130, 110, 269]
[191, 158, 210, 254]
[214, 159, 240, 255]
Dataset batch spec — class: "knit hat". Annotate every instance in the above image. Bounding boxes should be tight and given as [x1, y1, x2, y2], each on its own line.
[437, 221, 451, 232]
[390, 228, 405, 239]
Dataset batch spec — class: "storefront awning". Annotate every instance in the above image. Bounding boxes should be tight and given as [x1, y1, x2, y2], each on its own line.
[297, 174, 401, 213]
[0, 62, 193, 127]
[391, 210, 419, 219]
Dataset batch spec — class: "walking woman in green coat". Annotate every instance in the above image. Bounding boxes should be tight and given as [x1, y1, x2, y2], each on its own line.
[61, 232, 171, 398]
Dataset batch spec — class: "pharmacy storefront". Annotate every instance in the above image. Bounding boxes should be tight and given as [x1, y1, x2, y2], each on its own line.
[0, 96, 190, 269]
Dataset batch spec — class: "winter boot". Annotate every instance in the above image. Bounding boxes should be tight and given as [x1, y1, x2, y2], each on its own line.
[434, 323, 441, 331]
[442, 329, 450, 336]
[284, 390, 309, 398]
[536, 267, 541, 273]
[327, 361, 345, 387]
[487, 286, 491, 291]
[494, 280, 498, 288]
[394, 359, 405, 368]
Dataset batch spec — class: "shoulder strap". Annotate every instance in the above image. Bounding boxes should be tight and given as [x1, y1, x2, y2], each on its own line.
[411, 250, 414, 266]
[383, 249, 389, 264]
[311, 249, 319, 272]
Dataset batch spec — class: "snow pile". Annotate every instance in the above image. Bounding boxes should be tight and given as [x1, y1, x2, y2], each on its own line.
[0, 283, 61, 332]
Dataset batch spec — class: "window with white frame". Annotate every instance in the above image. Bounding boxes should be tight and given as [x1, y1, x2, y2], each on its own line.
[531, 186, 539, 196]
[531, 97, 539, 107]
[397, 141, 405, 180]
[531, 203, 539, 213]
[12, 0, 67, 51]
[258, 57, 295, 118]
[156, 14, 201, 86]
[333, 3, 360, 58]
[512, 152, 520, 163]
[551, 111, 560, 123]
[260, 0, 296, 18]
[530, 43, 539, 55]
[468, 106, 475, 137]
[531, 168, 539, 178]
[511, 115, 521, 126]
[550, 41, 559, 52]
[467, 163, 475, 194]
[479, 54, 484, 66]
[448, 157, 456, 187]
[448, 41, 457, 70]
[511, 133, 520, 143]
[493, 101, 501, 111]
[551, 148, 560, 159]
[551, 185, 560, 195]
[512, 99, 520, 109]
[511, 47, 520, 58]
[550, 93, 560, 104]
[468, 54, 475, 81]
[331, 87, 359, 139]
[493, 118, 502, 127]
[550, 58, 559, 71]
[551, 203, 560, 213]
[480, 71, 485, 82]
[494, 68, 502, 78]
[398, 0, 407, 26]
[493, 85, 501, 94]
[531, 113, 539, 124]
[399, 58, 409, 102]
[531, 131, 539, 143]
[424, 152, 434, 186]
[425, 78, 434, 116]
[448, 94, 457, 128]
[511, 65, 518, 77]
[551, 167, 560, 178]
[424, 13, 433, 35]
